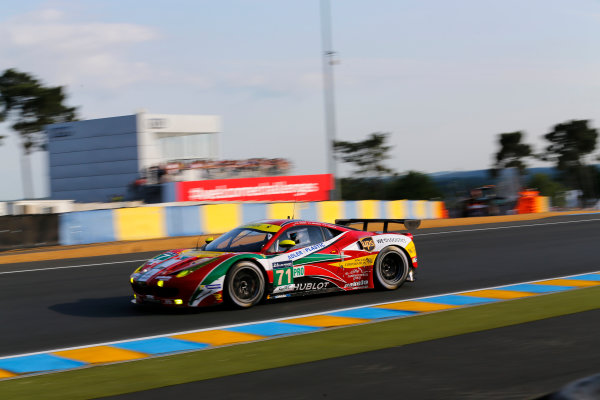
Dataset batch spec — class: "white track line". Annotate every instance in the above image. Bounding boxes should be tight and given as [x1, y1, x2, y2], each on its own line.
[414, 217, 600, 236]
[1, 268, 598, 361]
[0, 259, 147, 275]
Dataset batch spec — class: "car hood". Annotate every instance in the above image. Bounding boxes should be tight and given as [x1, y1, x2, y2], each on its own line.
[133, 249, 233, 280]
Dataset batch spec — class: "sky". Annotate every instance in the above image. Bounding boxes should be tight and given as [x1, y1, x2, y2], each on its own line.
[1, 0, 600, 200]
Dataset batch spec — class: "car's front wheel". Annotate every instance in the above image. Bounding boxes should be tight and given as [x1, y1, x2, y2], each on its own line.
[374, 247, 410, 290]
[224, 261, 266, 308]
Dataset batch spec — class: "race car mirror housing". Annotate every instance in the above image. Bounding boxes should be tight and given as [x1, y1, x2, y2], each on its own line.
[205, 237, 214, 244]
[279, 239, 296, 248]
[403, 220, 421, 231]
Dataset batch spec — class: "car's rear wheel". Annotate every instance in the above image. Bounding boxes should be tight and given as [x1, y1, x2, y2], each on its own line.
[374, 247, 409, 290]
[225, 261, 265, 308]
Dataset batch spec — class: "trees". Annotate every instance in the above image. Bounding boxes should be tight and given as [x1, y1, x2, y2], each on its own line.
[387, 171, 442, 200]
[333, 132, 444, 200]
[0, 69, 77, 198]
[528, 173, 565, 207]
[333, 132, 393, 177]
[491, 131, 532, 177]
[541, 120, 598, 198]
[488, 120, 600, 202]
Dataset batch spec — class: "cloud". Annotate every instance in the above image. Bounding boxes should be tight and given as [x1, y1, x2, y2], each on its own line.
[0, 7, 159, 88]
[0, 6, 326, 104]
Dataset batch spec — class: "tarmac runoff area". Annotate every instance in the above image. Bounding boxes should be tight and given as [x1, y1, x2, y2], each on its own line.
[0, 210, 597, 265]
[0, 270, 599, 382]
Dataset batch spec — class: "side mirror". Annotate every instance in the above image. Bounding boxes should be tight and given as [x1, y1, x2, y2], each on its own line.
[279, 240, 296, 250]
[205, 237, 214, 244]
[403, 220, 421, 231]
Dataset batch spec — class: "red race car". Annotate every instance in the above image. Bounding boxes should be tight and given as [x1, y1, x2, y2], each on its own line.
[130, 218, 420, 308]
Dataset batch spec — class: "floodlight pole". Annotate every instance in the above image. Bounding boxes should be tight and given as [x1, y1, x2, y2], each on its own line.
[320, 0, 340, 200]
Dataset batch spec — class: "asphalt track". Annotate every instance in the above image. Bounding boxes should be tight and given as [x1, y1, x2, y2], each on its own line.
[1, 213, 600, 359]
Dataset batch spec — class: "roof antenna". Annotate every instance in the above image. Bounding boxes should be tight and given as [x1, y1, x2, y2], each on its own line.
[291, 189, 299, 220]
[195, 237, 201, 250]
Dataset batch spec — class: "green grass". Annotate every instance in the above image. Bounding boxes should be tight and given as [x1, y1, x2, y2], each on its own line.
[3, 286, 600, 399]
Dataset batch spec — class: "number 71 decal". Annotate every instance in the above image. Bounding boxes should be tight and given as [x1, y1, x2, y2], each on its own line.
[274, 266, 305, 286]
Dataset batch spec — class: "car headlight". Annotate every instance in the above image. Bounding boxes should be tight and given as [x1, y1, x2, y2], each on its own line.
[176, 269, 192, 278]
[134, 264, 149, 273]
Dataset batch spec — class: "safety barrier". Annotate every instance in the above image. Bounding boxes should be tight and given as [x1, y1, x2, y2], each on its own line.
[58, 200, 447, 245]
[0, 214, 59, 251]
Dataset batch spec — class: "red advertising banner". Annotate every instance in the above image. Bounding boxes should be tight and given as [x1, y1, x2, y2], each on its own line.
[176, 174, 334, 202]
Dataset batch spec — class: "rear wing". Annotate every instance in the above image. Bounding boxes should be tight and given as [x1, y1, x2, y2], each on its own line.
[335, 218, 421, 232]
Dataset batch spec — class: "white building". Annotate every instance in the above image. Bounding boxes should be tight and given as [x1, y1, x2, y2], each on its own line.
[46, 112, 220, 202]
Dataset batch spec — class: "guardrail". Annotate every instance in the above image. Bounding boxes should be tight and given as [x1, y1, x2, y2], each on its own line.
[58, 200, 447, 245]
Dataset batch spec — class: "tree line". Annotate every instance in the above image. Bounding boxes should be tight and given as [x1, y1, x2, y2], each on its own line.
[333, 133, 442, 200]
[492, 121, 599, 205]
[334, 121, 600, 204]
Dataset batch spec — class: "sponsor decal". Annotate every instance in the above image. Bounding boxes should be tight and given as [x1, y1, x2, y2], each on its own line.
[286, 242, 327, 260]
[146, 252, 176, 266]
[295, 281, 330, 291]
[273, 284, 295, 293]
[338, 255, 377, 269]
[405, 241, 417, 257]
[273, 261, 293, 269]
[375, 236, 410, 246]
[273, 265, 304, 286]
[177, 174, 334, 202]
[293, 266, 304, 278]
[206, 283, 222, 290]
[243, 223, 282, 233]
[345, 268, 369, 280]
[344, 279, 369, 288]
[269, 294, 291, 299]
[189, 276, 225, 306]
[358, 237, 375, 252]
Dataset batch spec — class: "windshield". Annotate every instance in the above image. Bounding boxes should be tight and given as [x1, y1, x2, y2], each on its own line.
[204, 228, 271, 253]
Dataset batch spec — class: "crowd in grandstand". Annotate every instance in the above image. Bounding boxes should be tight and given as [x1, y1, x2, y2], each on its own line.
[142, 158, 292, 184]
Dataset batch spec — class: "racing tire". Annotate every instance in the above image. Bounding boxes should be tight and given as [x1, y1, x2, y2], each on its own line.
[373, 247, 410, 290]
[224, 261, 266, 308]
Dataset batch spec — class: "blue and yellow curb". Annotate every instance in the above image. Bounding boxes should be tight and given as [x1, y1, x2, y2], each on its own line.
[1, 271, 599, 380]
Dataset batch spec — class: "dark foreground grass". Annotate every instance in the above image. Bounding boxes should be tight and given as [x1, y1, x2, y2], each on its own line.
[2, 286, 600, 399]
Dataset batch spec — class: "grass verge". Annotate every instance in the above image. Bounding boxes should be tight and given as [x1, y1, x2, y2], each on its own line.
[2, 286, 600, 399]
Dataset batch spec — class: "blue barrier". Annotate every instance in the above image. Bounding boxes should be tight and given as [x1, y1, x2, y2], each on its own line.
[59, 210, 116, 245]
[165, 205, 202, 237]
[241, 203, 268, 224]
[57, 200, 447, 245]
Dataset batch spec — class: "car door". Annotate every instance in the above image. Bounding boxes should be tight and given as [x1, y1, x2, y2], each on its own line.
[268, 224, 344, 295]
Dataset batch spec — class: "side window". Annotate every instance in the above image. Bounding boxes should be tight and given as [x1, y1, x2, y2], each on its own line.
[269, 225, 325, 253]
[323, 227, 343, 240]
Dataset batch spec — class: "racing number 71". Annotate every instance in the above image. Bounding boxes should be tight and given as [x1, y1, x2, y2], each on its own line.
[274, 268, 292, 286]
